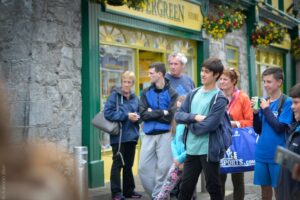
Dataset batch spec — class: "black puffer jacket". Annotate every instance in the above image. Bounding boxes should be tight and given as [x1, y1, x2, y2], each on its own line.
[277, 121, 300, 200]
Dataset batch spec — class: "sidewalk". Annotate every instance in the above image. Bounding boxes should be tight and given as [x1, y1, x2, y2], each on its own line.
[89, 172, 262, 200]
[89, 175, 212, 200]
[89, 175, 227, 200]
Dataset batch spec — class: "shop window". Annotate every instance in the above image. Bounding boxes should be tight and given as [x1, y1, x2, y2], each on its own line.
[166, 53, 195, 80]
[154, 36, 168, 49]
[128, 32, 150, 47]
[225, 45, 238, 71]
[100, 45, 135, 149]
[256, 49, 283, 97]
[100, 25, 126, 44]
[99, 23, 197, 89]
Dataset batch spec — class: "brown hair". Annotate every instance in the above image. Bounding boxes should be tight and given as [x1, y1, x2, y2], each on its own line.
[290, 83, 300, 98]
[262, 67, 284, 81]
[201, 57, 224, 81]
[222, 68, 239, 86]
[171, 96, 186, 134]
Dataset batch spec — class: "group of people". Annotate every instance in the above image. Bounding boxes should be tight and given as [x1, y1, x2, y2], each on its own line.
[103, 52, 300, 200]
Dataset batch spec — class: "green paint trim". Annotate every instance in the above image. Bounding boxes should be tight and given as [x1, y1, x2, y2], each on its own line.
[89, 160, 104, 188]
[197, 39, 209, 86]
[99, 11, 203, 41]
[284, 53, 293, 93]
[82, 0, 104, 187]
[246, 6, 257, 97]
[278, 0, 283, 12]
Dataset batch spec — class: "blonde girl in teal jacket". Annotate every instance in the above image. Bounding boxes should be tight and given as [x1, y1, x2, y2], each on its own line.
[156, 96, 196, 200]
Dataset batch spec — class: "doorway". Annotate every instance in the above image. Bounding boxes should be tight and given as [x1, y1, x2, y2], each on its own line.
[139, 51, 163, 93]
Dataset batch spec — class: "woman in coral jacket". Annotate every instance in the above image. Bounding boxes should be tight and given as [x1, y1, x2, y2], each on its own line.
[219, 68, 253, 200]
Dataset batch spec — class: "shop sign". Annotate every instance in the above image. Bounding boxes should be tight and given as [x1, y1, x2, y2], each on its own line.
[271, 33, 291, 50]
[106, 0, 203, 31]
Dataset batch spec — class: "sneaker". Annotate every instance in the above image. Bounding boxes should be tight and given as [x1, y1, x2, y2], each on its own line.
[112, 194, 125, 200]
[124, 191, 142, 199]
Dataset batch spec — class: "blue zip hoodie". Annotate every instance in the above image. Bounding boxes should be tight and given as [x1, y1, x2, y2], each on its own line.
[139, 79, 178, 135]
[175, 88, 228, 162]
[104, 87, 140, 145]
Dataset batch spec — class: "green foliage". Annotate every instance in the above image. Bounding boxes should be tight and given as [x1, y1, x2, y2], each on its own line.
[291, 37, 300, 60]
[251, 20, 286, 47]
[96, 0, 147, 9]
[202, 5, 246, 40]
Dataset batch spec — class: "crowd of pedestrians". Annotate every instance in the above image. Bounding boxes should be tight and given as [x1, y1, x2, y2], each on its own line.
[102, 52, 300, 200]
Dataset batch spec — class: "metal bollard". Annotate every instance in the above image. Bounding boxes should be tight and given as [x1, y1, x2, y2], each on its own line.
[74, 146, 89, 200]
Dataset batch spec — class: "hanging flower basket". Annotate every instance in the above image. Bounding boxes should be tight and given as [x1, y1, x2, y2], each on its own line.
[96, 0, 147, 9]
[107, 0, 125, 6]
[251, 20, 286, 47]
[202, 5, 246, 40]
[291, 37, 300, 60]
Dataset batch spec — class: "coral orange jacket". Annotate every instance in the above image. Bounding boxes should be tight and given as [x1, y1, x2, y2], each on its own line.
[227, 90, 253, 127]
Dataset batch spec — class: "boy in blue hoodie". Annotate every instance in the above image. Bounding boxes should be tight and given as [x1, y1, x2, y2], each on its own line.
[252, 67, 293, 200]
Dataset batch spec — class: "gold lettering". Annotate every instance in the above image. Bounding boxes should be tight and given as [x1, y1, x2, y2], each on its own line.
[179, 5, 184, 22]
[163, 1, 168, 18]
[145, 1, 151, 14]
[173, 3, 178, 21]
[151, 0, 157, 16]
[188, 12, 199, 21]
[169, 3, 173, 20]
[157, 0, 163, 17]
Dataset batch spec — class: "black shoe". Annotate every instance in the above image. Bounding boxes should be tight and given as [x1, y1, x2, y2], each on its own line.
[112, 194, 125, 200]
[124, 191, 142, 199]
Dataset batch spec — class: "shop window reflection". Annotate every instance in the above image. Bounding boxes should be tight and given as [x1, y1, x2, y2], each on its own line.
[256, 49, 283, 97]
[100, 45, 135, 150]
[100, 25, 126, 44]
[166, 53, 195, 79]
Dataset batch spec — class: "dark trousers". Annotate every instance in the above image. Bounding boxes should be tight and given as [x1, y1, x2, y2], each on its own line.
[178, 155, 223, 200]
[110, 142, 137, 197]
[220, 173, 244, 200]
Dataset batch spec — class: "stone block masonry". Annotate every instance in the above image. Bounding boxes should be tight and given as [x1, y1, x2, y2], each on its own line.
[0, 0, 82, 151]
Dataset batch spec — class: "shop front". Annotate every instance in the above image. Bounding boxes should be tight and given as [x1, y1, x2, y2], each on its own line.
[82, 0, 206, 187]
[245, 0, 298, 97]
[99, 23, 199, 181]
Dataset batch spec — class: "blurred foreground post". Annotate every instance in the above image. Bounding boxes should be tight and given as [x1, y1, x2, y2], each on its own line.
[74, 146, 89, 200]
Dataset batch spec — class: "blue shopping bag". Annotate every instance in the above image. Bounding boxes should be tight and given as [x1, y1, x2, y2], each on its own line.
[220, 127, 258, 173]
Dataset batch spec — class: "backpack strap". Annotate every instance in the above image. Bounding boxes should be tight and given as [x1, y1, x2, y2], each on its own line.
[209, 90, 220, 111]
[183, 87, 200, 149]
[116, 94, 125, 165]
[277, 94, 288, 117]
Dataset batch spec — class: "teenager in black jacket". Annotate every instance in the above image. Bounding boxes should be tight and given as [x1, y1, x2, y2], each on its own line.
[277, 83, 300, 200]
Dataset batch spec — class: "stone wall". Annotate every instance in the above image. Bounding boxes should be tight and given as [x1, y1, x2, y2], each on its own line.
[204, 4, 250, 94]
[208, 26, 250, 95]
[0, 0, 82, 151]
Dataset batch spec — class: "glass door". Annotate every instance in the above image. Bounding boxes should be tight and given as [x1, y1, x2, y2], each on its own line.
[256, 49, 283, 97]
[139, 51, 163, 94]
